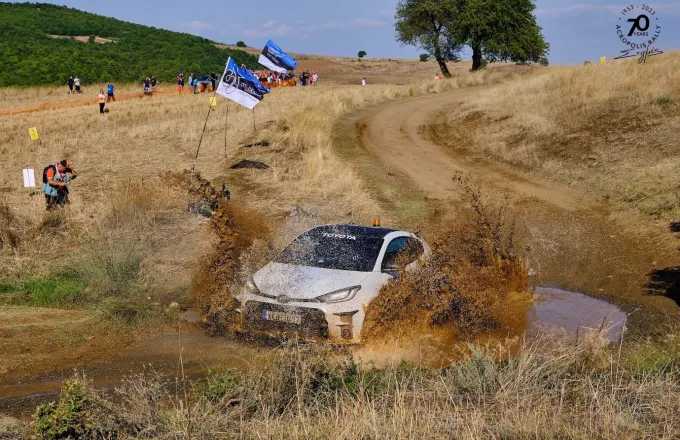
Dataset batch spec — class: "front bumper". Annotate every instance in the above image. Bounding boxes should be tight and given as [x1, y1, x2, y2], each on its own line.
[236, 294, 365, 343]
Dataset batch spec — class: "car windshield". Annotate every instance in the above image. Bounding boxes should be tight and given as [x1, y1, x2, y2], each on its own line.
[274, 231, 384, 272]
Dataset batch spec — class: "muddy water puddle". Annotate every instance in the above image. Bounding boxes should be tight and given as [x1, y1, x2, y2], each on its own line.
[1, 290, 627, 418]
[529, 287, 627, 341]
[355, 287, 627, 368]
[0, 329, 266, 418]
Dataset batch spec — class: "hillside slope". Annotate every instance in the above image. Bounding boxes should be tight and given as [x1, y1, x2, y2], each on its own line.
[0, 2, 257, 86]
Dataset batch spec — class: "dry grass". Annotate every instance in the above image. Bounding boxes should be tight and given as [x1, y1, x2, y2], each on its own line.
[24, 332, 680, 439]
[433, 52, 680, 217]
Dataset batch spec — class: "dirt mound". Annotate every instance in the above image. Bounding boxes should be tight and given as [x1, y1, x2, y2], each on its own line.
[230, 160, 269, 170]
[192, 201, 269, 335]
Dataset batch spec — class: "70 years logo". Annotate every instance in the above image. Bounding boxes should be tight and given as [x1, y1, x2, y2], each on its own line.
[615, 4, 663, 63]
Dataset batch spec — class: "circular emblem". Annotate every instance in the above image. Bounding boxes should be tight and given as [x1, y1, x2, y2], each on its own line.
[222, 69, 239, 88]
[276, 295, 292, 304]
[616, 5, 661, 55]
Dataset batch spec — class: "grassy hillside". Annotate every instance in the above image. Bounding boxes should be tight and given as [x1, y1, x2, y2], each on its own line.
[0, 2, 258, 86]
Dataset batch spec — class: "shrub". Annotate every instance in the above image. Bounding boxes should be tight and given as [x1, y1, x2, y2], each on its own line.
[33, 377, 113, 439]
[539, 56, 549, 66]
[419, 53, 430, 62]
[236, 41, 247, 47]
[654, 95, 672, 105]
[358, 50, 367, 58]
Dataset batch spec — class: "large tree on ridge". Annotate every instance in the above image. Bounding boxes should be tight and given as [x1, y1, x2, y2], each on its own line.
[455, 0, 549, 71]
[395, 0, 462, 78]
[395, 0, 549, 74]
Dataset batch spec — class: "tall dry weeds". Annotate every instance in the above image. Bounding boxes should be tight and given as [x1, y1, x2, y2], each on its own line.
[30, 331, 680, 439]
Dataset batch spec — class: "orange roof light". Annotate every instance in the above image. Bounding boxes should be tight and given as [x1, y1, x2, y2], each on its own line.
[373, 218, 381, 227]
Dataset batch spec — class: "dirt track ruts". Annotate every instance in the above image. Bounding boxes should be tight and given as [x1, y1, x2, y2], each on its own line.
[347, 88, 680, 323]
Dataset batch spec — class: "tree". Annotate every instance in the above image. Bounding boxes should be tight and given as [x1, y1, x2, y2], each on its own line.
[454, 0, 549, 71]
[236, 41, 246, 47]
[358, 50, 367, 58]
[419, 53, 430, 62]
[395, 0, 462, 78]
[395, 0, 548, 74]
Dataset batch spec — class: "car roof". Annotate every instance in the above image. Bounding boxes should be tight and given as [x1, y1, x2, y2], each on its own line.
[308, 224, 402, 239]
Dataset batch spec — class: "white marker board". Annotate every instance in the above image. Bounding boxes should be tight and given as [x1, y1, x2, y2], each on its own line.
[23, 169, 36, 188]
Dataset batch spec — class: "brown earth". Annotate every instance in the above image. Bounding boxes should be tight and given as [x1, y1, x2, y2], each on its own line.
[341, 89, 680, 332]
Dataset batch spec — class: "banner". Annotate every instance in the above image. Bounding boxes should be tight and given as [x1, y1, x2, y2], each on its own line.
[258, 40, 297, 74]
[216, 57, 270, 110]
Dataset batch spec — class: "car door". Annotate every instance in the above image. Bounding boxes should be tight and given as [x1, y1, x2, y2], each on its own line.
[380, 236, 425, 277]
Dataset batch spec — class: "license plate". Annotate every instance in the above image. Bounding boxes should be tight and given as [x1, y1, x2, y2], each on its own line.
[263, 310, 302, 325]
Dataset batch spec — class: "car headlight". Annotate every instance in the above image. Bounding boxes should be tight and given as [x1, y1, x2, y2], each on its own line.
[316, 286, 361, 304]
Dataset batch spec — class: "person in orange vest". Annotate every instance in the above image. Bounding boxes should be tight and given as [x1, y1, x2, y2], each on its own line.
[98, 89, 106, 114]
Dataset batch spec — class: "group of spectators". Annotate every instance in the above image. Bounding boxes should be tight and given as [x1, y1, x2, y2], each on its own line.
[177, 72, 219, 94]
[66, 76, 81, 94]
[256, 69, 318, 87]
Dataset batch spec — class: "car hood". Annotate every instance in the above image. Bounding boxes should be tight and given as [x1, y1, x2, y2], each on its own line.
[253, 263, 371, 301]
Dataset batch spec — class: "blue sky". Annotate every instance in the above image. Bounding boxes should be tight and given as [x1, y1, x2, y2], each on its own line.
[34, 0, 680, 65]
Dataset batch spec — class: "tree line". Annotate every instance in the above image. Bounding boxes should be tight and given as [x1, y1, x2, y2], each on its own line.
[396, 0, 549, 76]
[0, 2, 258, 87]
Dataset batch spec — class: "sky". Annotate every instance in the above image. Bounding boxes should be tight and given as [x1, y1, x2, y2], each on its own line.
[30, 0, 680, 65]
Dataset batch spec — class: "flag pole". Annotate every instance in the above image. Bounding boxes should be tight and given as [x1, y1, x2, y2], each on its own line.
[224, 101, 230, 157]
[191, 91, 217, 173]
[252, 108, 256, 133]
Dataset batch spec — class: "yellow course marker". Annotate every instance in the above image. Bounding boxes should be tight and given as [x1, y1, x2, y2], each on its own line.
[600, 56, 607, 64]
[210, 97, 217, 106]
[28, 127, 39, 141]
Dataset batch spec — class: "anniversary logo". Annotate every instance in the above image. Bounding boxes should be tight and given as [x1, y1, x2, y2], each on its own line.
[615, 4, 663, 63]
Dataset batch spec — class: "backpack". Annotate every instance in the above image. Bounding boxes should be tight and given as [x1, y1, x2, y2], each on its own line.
[42, 164, 55, 184]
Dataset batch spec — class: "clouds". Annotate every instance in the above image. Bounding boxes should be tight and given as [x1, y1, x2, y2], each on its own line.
[352, 18, 384, 27]
[241, 16, 384, 39]
[243, 20, 295, 37]
[180, 20, 215, 33]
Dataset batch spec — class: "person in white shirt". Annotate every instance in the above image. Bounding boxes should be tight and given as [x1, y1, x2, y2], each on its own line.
[74, 76, 81, 93]
[361, 78, 366, 86]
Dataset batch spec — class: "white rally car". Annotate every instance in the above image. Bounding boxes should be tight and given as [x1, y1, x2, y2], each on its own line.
[235, 224, 430, 343]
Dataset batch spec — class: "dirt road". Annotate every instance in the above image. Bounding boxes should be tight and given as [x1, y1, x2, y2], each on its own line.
[344, 89, 680, 322]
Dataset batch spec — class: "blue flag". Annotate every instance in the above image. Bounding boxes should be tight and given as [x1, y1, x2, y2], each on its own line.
[216, 57, 270, 109]
[258, 40, 297, 74]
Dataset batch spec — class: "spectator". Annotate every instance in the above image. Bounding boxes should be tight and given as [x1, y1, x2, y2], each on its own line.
[151, 76, 158, 92]
[106, 81, 115, 102]
[67, 76, 74, 95]
[177, 73, 185, 94]
[434, 73, 440, 80]
[98, 89, 106, 114]
[143, 77, 151, 95]
[192, 75, 198, 94]
[210, 72, 217, 91]
[312, 72, 319, 85]
[74, 76, 81, 93]
[361, 78, 366, 86]
[188, 73, 195, 93]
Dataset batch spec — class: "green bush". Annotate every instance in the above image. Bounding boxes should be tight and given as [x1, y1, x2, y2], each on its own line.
[99, 297, 151, 324]
[358, 50, 367, 58]
[236, 40, 246, 47]
[0, 272, 85, 307]
[419, 53, 430, 62]
[196, 368, 242, 402]
[33, 377, 111, 439]
[539, 56, 549, 66]
[654, 95, 672, 105]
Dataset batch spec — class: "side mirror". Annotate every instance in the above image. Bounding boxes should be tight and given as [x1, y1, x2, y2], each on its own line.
[382, 266, 400, 278]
